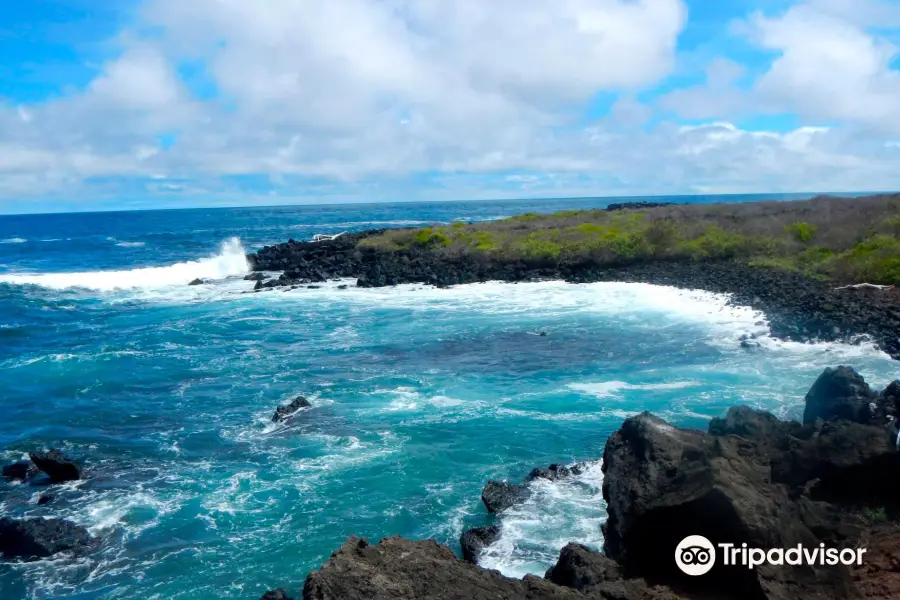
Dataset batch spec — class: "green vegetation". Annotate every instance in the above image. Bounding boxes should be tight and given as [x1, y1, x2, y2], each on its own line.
[356, 194, 900, 284]
[784, 221, 817, 243]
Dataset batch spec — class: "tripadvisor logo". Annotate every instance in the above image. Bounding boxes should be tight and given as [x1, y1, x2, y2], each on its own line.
[675, 535, 867, 576]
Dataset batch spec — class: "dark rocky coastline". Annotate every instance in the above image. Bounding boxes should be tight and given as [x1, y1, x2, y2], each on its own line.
[261, 366, 900, 600]
[246, 233, 900, 360]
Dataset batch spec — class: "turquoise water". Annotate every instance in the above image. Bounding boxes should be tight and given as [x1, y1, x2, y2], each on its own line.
[0, 197, 896, 599]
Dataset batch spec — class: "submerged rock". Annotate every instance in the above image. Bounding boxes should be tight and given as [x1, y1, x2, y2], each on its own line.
[37, 494, 53, 506]
[0, 517, 94, 560]
[2, 461, 31, 481]
[272, 396, 312, 422]
[244, 272, 266, 281]
[459, 525, 500, 563]
[188, 278, 205, 286]
[481, 481, 530, 514]
[29, 450, 80, 483]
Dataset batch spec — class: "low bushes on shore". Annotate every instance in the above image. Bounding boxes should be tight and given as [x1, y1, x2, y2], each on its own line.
[358, 194, 900, 284]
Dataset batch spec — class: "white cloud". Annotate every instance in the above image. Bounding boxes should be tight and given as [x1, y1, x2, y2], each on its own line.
[1, 0, 899, 206]
[749, 0, 900, 131]
[662, 0, 900, 134]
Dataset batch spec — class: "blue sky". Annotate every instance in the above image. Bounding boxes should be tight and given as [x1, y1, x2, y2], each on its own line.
[1, 0, 899, 214]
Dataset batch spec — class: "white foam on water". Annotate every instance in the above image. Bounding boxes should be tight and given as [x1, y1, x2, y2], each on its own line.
[0, 238, 248, 291]
[1, 237, 26, 243]
[116, 241, 146, 248]
[568, 380, 701, 399]
[477, 461, 606, 579]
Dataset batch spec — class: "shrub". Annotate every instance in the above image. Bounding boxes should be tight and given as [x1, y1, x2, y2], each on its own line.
[678, 226, 748, 260]
[517, 233, 562, 260]
[833, 235, 900, 284]
[785, 221, 818, 243]
[883, 215, 900, 234]
[412, 227, 452, 248]
[451, 221, 465, 229]
[643, 220, 680, 253]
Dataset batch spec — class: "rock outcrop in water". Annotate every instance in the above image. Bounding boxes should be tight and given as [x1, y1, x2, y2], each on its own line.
[481, 480, 531, 514]
[0, 517, 95, 560]
[803, 366, 878, 425]
[459, 525, 500, 564]
[29, 449, 80, 483]
[2, 461, 31, 481]
[272, 396, 312, 422]
[289, 367, 900, 600]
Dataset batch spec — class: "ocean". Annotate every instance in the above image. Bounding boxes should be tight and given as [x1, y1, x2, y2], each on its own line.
[0, 196, 896, 600]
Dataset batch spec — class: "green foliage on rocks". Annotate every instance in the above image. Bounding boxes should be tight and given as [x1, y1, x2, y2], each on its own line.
[357, 194, 900, 284]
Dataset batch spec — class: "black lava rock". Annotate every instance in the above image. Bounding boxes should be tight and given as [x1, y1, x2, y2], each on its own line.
[272, 396, 312, 423]
[803, 366, 877, 425]
[526, 463, 572, 482]
[0, 517, 94, 560]
[481, 481, 530, 514]
[2, 461, 31, 481]
[188, 278, 205, 286]
[29, 450, 80, 483]
[459, 525, 501, 563]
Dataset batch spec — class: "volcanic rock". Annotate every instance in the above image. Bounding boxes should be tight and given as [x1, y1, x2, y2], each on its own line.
[803, 366, 878, 425]
[459, 525, 500, 563]
[526, 463, 573, 482]
[481, 480, 530, 514]
[29, 450, 80, 483]
[2, 461, 31, 481]
[0, 517, 94, 560]
[272, 396, 312, 422]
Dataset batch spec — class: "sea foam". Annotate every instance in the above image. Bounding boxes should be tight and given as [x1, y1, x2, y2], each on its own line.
[0, 238, 248, 291]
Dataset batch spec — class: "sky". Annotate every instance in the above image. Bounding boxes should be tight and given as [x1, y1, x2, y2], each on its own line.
[1, 0, 900, 214]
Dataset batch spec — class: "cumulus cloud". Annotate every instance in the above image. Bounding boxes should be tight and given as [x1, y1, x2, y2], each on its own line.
[662, 0, 900, 134]
[0, 0, 899, 206]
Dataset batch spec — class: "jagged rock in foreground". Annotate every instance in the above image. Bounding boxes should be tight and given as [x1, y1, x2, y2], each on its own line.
[29, 449, 81, 483]
[0, 517, 95, 560]
[601, 368, 900, 600]
[273, 396, 312, 423]
[302, 537, 680, 600]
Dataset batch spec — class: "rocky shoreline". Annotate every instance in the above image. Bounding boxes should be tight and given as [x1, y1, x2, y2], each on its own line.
[245, 232, 900, 360]
[261, 366, 900, 600]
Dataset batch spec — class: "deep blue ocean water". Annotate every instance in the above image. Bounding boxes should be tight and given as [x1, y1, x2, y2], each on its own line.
[0, 195, 897, 600]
